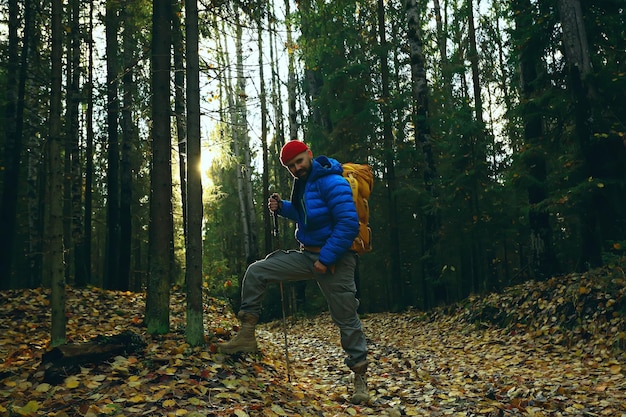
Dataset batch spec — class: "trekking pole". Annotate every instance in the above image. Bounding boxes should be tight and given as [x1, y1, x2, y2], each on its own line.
[271, 195, 291, 382]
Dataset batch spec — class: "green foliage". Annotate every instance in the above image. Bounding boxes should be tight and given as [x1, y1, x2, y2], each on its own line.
[202, 258, 240, 301]
[4, 0, 626, 320]
[298, 0, 378, 157]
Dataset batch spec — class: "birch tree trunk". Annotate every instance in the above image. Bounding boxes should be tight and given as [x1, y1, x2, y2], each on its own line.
[147, 0, 172, 335]
[229, 20, 252, 264]
[258, 15, 272, 255]
[268, 1, 285, 150]
[49, 0, 67, 346]
[268, 0, 286, 161]
[241, 74, 259, 264]
[467, 0, 483, 125]
[276, 0, 293, 235]
[185, 0, 205, 346]
[285, 0, 298, 142]
[233, 16, 259, 265]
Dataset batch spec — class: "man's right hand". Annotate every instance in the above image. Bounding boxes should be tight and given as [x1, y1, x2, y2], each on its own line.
[268, 194, 281, 212]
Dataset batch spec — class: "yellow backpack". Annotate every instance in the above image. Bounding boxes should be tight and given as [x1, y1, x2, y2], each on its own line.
[342, 163, 374, 255]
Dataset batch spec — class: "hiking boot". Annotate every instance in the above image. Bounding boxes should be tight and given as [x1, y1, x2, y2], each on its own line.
[350, 360, 370, 404]
[217, 311, 259, 354]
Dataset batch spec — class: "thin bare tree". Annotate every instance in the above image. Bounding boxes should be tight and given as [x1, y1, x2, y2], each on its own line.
[105, 0, 121, 289]
[49, 0, 67, 346]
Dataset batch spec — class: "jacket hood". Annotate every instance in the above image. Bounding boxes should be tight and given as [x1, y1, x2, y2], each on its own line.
[310, 156, 343, 181]
[288, 155, 342, 209]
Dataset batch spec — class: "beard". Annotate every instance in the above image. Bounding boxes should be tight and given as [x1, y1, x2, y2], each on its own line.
[295, 160, 312, 179]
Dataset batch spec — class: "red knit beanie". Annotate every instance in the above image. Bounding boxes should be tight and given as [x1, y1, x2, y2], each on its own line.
[280, 141, 309, 166]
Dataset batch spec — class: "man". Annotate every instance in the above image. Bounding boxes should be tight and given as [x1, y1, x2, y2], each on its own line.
[218, 140, 370, 404]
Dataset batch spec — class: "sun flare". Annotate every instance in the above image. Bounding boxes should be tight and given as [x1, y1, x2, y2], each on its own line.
[200, 144, 219, 187]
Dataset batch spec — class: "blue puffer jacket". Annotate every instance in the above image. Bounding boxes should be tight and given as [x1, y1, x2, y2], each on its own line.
[279, 156, 359, 266]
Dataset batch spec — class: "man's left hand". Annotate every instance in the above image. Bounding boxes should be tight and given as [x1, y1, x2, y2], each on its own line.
[313, 260, 327, 274]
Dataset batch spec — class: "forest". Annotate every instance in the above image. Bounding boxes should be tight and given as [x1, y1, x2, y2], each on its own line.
[1, 0, 626, 339]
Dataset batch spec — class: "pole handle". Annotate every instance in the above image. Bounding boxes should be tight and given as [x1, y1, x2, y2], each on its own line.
[270, 194, 279, 238]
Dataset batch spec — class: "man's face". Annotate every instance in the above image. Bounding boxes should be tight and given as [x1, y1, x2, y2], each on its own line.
[285, 150, 313, 179]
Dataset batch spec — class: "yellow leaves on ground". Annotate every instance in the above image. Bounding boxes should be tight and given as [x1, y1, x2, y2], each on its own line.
[34, 383, 51, 393]
[64, 376, 80, 389]
[12, 401, 39, 416]
[269, 404, 289, 416]
[162, 399, 177, 407]
[1, 266, 626, 416]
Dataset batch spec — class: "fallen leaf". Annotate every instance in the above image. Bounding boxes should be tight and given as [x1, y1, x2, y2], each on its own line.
[270, 404, 288, 416]
[35, 383, 51, 392]
[64, 377, 80, 389]
[163, 399, 176, 407]
[13, 401, 39, 416]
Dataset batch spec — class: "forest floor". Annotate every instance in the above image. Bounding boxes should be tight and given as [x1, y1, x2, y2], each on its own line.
[2, 263, 626, 417]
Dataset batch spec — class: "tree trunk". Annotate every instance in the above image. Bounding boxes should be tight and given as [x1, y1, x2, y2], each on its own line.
[119, 0, 137, 291]
[514, 0, 557, 279]
[404, 0, 439, 308]
[268, 0, 286, 177]
[0, 0, 21, 287]
[557, 0, 591, 79]
[146, 0, 172, 335]
[377, 0, 402, 311]
[285, 0, 298, 142]
[65, 0, 84, 288]
[432, 0, 452, 104]
[26, 0, 42, 288]
[49, 0, 67, 346]
[467, 0, 489, 292]
[229, 21, 251, 266]
[233, 16, 259, 265]
[65, 0, 82, 287]
[105, 0, 121, 289]
[556, 0, 602, 270]
[77, 0, 95, 287]
[185, 0, 204, 347]
[173, 0, 188, 244]
[275, 0, 292, 224]
[258, 16, 272, 256]
[467, 0, 483, 125]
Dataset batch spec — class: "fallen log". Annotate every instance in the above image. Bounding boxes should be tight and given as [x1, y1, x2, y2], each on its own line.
[41, 330, 145, 384]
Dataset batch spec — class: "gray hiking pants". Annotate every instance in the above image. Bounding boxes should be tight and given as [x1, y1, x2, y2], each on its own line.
[239, 249, 367, 368]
